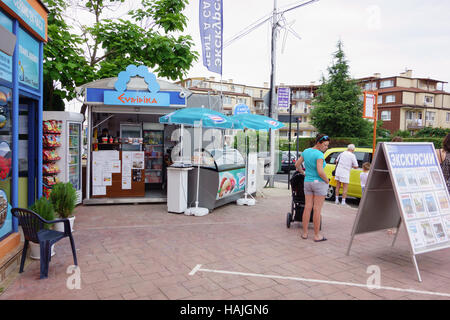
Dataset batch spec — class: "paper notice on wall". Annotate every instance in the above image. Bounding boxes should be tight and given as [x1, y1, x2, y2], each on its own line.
[122, 152, 133, 177]
[110, 160, 121, 173]
[103, 172, 112, 186]
[93, 186, 106, 196]
[122, 176, 131, 190]
[92, 162, 103, 186]
[132, 152, 145, 169]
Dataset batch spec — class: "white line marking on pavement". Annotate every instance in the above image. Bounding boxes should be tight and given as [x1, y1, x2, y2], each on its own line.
[189, 264, 202, 276]
[190, 266, 450, 298]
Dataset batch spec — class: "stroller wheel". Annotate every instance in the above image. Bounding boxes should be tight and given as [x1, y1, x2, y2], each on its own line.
[286, 212, 292, 228]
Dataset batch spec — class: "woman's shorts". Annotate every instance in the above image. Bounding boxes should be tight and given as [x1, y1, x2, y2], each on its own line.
[304, 181, 329, 197]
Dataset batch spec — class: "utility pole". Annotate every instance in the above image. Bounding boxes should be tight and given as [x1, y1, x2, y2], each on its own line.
[268, 0, 278, 187]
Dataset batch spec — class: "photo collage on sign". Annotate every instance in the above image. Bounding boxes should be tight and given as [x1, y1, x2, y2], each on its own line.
[394, 165, 450, 250]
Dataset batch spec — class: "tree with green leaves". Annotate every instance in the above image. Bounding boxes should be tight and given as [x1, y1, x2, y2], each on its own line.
[43, 0, 198, 110]
[311, 40, 372, 139]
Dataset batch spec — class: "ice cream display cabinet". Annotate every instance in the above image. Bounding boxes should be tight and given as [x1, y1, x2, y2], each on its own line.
[187, 148, 246, 211]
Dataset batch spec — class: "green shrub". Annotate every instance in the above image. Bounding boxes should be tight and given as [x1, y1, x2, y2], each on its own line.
[49, 182, 77, 219]
[30, 197, 55, 230]
[392, 130, 411, 138]
[415, 127, 450, 138]
[377, 137, 443, 149]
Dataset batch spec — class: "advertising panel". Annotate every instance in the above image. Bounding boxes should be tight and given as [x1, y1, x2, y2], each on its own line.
[0, 189, 12, 240]
[277, 87, 290, 109]
[385, 143, 450, 254]
[18, 27, 39, 90]
[217, 168, 246, 200]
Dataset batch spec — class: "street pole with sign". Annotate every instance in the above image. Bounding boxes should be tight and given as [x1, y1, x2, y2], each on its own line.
[363, 91, 378, 154]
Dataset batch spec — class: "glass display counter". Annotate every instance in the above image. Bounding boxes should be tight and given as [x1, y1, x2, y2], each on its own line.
[187, 148, 246, 210]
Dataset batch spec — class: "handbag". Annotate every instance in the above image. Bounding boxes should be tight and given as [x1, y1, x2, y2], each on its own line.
[332, 157, 340, 176]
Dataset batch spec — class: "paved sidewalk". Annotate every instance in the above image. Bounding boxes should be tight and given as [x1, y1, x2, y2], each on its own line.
[1, 187, 450, 300]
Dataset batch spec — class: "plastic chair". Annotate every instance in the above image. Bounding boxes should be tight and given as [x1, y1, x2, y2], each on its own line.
[11, 208, 78, 279]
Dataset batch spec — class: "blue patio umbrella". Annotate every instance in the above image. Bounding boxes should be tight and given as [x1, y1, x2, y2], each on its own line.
[230, 113, 284, 206]
[159, 107, 241, 129]
[159, 107, 240, 216]
[231, 113, 284, 131]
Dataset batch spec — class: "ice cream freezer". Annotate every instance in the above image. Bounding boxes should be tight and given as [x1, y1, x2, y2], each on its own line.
[187, 148, 246, 211]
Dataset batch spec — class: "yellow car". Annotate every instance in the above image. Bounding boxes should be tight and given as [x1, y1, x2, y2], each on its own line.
[323, 147, 373, 200]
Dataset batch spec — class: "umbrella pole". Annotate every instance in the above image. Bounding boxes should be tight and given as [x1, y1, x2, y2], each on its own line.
[195, 121, 202, 208]
[237, 128, 255, 206]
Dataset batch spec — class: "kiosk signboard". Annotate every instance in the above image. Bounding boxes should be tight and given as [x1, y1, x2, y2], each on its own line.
[1, 0, 46, 40]
[347, 142, 450, 282]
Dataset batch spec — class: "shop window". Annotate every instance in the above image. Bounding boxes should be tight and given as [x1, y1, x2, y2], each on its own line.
[18, 104, 28, 177]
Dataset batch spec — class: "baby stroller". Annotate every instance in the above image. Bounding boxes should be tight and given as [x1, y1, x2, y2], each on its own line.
[286, 171, 321, 229]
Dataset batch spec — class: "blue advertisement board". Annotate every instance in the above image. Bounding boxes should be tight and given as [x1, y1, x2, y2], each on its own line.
[0, 189, 12, 241]
[18, 27, 39, 90]
[0, 11, 13, 83]
[1, 0, 46, 40]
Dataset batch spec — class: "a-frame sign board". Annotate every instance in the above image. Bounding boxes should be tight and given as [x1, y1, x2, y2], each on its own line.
[347, 142, 450, 282]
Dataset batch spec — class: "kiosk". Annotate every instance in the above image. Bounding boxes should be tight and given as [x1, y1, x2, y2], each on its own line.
[81, 65, 189, 205]
[0, 0, 48, 271]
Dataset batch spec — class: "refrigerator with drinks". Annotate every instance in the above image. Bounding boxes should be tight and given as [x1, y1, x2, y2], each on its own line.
[43, 111, 84, 204]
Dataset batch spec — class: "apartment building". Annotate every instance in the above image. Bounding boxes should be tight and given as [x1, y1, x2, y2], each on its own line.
[357, 70, 450, 134]
[177, 77, 270, 116]
[277, 84, 319, 138]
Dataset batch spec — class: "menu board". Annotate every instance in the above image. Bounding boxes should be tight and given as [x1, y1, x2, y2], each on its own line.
[386, 143, 450, 254]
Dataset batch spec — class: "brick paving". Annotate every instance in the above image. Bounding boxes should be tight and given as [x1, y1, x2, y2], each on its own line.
[1, 187, 450, 300]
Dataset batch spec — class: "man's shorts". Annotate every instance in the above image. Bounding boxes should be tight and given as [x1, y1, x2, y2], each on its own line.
[335, 175, 350, 184]
[304, 180, 329, 197]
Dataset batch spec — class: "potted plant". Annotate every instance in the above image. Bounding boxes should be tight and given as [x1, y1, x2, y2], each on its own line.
[28, 197, 56, 259]
[49, 182, 77, 232]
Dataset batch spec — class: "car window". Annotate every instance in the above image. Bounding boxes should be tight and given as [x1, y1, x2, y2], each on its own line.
[325, 152, 342, 164]
[354, 152, 366, 168]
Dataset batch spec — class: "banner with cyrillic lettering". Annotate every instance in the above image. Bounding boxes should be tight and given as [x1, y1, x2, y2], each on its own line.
[199, 0, 223, 75]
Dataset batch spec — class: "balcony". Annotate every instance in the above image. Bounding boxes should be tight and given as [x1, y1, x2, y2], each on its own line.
[406, 119, 423, 130]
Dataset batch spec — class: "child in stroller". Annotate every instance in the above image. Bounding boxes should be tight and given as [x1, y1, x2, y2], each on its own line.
[286, 171, 318, 229]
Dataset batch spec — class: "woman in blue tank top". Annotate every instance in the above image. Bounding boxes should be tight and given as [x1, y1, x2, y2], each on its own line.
[295, 133, 330, 242]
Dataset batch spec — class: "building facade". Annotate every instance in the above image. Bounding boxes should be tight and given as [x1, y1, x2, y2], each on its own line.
[177, 77, 270, 115]
[357, 70, 450, 134]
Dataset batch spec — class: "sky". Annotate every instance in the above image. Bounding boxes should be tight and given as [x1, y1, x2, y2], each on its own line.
[64, 0, 450, 111]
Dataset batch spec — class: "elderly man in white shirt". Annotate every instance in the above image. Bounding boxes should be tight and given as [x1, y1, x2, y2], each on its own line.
[335, 144, 359, 206]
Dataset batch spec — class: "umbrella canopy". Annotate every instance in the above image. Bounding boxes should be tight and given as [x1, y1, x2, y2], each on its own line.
[231, 113, 284, 131]
[159, 107, 240, 129]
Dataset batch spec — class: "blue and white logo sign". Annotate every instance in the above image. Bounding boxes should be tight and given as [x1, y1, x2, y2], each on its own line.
[233, 104, 250, 115]
[208, 114, 225, 124]
[104, 65, 170, 107]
